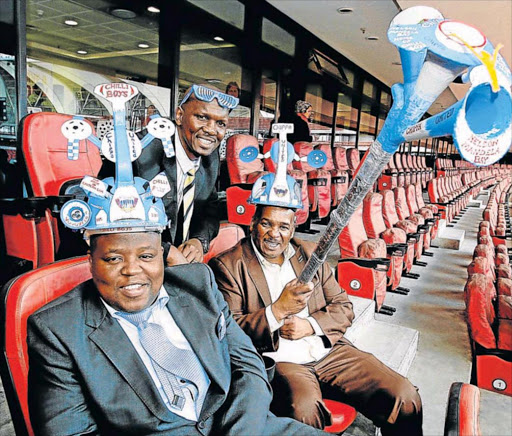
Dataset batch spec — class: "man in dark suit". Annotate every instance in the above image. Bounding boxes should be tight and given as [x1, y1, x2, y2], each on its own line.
[209, 204, 423, 435]
[28, 230, 327, 436]
[136, 84, 235, 264]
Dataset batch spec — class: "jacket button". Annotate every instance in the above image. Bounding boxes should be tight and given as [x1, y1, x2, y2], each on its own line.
[198, 421, 206, 429]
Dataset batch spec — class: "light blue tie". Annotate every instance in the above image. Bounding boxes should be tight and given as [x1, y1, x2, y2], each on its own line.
[118, 305, 207, 414]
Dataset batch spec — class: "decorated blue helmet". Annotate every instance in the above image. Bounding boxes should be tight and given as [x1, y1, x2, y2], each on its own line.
[59, 83, 173, 242]
[248, 124, 304, 209]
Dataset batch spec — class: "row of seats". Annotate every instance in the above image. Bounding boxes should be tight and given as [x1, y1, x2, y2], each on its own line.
[483, 177, 512, 240]
[464, 181, 512, 398]
[378, 152, 434, 191]
[335, 183, 441, 314]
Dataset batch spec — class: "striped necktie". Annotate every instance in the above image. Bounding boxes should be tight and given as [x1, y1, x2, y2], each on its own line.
[182, 167, 197, 241]
[118, 306, 207, 414]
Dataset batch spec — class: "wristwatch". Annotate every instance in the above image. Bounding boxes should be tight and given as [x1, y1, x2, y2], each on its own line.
[196, 237, 210, 254]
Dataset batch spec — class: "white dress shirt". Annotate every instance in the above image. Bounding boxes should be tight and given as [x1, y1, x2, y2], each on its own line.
[251, 239, 331, 364]
[174, 133, 201, 209]
[102, 287, 210, 422]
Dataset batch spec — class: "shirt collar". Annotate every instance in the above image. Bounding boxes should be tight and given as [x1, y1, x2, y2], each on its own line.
[102, 286, 169, 317]
[175, 130, 201, 175]
[251, 237, 296, 268]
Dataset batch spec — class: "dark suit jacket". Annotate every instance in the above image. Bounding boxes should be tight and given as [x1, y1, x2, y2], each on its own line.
[99, 135, 220, 246]
[209, 238, 354, 354]
[28, 264, 321, 436]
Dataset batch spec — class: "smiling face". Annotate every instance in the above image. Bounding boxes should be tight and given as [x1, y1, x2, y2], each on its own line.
[88, 232, 164, 313]
[250, 206, 296, 265]
[175, 97, 229, 159]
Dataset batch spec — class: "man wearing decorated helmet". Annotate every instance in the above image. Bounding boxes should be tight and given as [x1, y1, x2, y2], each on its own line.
[209, 132, 423, 435]
[27, 101, 327, 436]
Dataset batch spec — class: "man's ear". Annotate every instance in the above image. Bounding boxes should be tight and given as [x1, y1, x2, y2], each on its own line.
[87, 251, 93, 269]
[175, 106, 183, 126]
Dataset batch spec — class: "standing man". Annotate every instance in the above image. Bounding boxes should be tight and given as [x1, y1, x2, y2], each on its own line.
[208, 139, 422, 434]
[286, 100, 313, 144]
[137, 84, 237, 264]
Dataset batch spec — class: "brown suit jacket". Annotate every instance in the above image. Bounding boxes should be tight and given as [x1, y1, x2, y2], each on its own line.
[209, 237, 354, 355]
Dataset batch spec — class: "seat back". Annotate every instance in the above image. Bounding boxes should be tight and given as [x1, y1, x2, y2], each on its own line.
[0, 256, 91, 436]
[381, 189, 400, 228]
[363, 192, 387, 239]
[406, 184, 420, 215]
[346, 148, 360, 174]
[333, 147, 349, 171]
[394, 187, 411, 220]
[338, 204, 368, 258]
[20, 113, 102, 197]
[203, 223, 245, 264]
[443, 382, 481, 436]
[292, 141, 316, 172]
[226, 134, 264, 184]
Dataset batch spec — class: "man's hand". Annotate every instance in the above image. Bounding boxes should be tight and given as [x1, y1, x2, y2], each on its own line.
[271, 279, 314, 322]
[178, 238, 204, 263]
[279, 316, 314, 340]
[166, 245, 189, 266]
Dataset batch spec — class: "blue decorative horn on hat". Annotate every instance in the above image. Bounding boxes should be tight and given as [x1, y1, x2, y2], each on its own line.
[59, 83, 174, 241]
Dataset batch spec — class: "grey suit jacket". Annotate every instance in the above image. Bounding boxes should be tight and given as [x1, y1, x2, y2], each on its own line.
[27, 264, 322, 436]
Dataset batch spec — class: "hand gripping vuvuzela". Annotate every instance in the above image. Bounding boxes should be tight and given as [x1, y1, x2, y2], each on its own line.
[298, 6, 512, 283]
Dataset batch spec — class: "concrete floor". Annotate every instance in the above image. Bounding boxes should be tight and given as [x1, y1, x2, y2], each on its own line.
[1, 192, 510, 435]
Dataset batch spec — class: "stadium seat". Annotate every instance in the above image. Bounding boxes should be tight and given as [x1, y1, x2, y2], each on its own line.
[443, 382, 481, 436]
[1, 112, 102, 269]
[225, 134, 268, 226]
[203, 222, 245, 264]
[292, 141, 331, 221]
[363, 191, 411, 294]
[316, 143, 347, 208]
[464, 273, 512, 397]
[0, 256, 92, 436]
[338, 204, 393, 314]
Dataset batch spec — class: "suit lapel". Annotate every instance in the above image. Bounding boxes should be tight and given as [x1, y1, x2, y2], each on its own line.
[242, 239, 272, 307]
[84, 289, 175, 422]
[161, 150, 178, 241]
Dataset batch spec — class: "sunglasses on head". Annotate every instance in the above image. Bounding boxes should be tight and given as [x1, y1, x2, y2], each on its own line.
[180, 84, 239, 109]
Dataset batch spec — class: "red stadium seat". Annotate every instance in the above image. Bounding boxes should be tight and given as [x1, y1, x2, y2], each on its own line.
[323, 399, 357, 433]
[363, 191, 411, 294]
[443, 382, 481, 436]
[464, 273, 512, 397]
[316, 143, 347, 208]
[1, 113, 102, 268]
[337, 204, 393, 314]
[203, 222, 245, 264]
[0, 256, 92, 436]
[292, 141, 331, 220]
[225, 135, 268, 226]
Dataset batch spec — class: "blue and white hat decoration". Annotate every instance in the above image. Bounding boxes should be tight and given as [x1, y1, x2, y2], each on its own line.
[247, 123, 324, 210]
[59, 83, 174, 241]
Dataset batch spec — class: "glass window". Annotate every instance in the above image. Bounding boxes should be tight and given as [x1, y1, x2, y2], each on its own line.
[259, 71, 277, 142]
[26, 0, 167, 132]
[334, 92, 357, 147]
[0, 54, 16, 144]
[362, 80, 376, 100]
[380, 90, 391, 108]
[358, 101, 377, 150]
[305, 84, 334, 143]
[308, 50, 349, 85]
[179, 26, 249, 157]
[262, 18, 295, 56]
[187, 0, 244, 30]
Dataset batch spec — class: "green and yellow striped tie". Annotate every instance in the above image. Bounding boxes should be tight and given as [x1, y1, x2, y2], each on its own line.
[182, 167, 197, 241]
